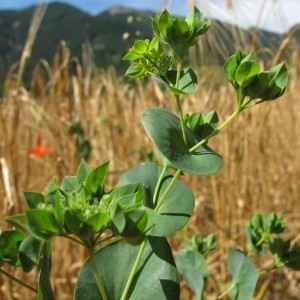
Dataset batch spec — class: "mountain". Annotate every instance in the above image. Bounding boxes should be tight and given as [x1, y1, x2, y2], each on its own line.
[0, 2, 296, 87]
[0, 2, 154, 84]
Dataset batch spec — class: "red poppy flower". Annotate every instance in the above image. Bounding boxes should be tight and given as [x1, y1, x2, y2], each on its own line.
[29, 145, 53, 157]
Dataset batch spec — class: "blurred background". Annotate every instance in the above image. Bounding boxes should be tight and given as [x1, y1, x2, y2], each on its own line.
[0, 1, 300, 299]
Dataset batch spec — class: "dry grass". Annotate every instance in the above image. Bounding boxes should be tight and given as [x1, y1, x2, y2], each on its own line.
[1, 2, 300, 300]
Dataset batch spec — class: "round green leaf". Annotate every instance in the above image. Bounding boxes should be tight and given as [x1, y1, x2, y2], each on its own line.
[118, 162, 194, 236]
[75, 237, 179, 300]
[142, 107, 223, 175]
[227, 249, 258, 300]
[175, 249, 209, 278]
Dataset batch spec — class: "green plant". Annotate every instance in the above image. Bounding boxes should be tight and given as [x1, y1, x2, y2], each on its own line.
[0, 6, 296, 300]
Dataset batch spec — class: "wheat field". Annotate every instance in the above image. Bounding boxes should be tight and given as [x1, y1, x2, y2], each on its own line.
[1, 1, 300, 299]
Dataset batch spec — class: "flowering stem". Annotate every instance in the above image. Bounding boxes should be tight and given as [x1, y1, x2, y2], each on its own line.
[153, 165, 168, 208]
[175, 58, 188, 147]
[155, 169, 182, 212]
[88, 248, 108, 300]
[121, 239, 147, 300]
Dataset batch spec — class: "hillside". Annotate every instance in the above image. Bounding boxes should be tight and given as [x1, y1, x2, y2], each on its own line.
[0, 2, 154, 84]
[0, 2, 295, 87]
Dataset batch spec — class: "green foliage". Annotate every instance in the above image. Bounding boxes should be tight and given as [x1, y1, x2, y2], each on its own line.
[184, 234, 216, 257]
[227, 250, 258, 300]
[269, 237, 300, 270]
[0, 230, 25, 267]
[224, 49, 290, 107]
[245, 212, 286, 253]
[184, 111, 219, 142]
[118, 162, 194, 236]
[75, 237, 179, 300]
[175, 249, 208, 299]
[1, 6, 297, 300]
[142, 107, 223, 175]
[152, 7, 210, 57]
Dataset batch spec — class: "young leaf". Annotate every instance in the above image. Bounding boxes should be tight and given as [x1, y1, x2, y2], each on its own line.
[110, 202, 126, 233]
[166, 67, 198, 95]
[61, 176, 79, 193]
[23, 191, 45, 209]
[124, 63, 145, 78]
[132, 40, 148, 54]
[85, 213, 110, 233]
[224, 49, 245, 88]
[77, 160, 92, 184]
[121, 209, 148, 245]
[185, 6, 210, 37]
[170, 17, 190, 43]
[235, 60, 260, 87]
[84, 161, 109, 197]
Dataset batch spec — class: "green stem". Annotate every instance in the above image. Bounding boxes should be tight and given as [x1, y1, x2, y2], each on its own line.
[155, 169, 182, 212]
[62, 234, 85, 246]
[175, 93, 188, 147]
[0, 268, 38, 294]
[256, 233, 269, 247]
[259, 266, 277, 276]
[217, 282, 237, 299]
[89, 248, 108, 300]
[174, 57, 188, 147]
[189, 106, 242, 153]
[121, 239, 147, 300]
[153, 165, 168, 208]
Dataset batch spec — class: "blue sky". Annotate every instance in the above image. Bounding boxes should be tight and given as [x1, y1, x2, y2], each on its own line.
[0, 0, 298, 33]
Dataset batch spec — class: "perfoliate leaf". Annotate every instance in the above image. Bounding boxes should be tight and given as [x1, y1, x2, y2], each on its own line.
[142, 107, 222, 175]
[75, 237, 179, 300]
[227, 250, 258, 300]
[118, 162, 195, 236]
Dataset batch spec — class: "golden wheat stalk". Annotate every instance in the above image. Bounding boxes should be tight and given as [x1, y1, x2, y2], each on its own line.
[18, 3, 48, 78]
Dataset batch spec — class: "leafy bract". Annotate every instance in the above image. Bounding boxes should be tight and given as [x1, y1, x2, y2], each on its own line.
[84, 161, 109, 197]
[23, 191, 45, 209]
[26, 209, 63, 239]
[0, 230, 25, 267]
[19, 236, 42, 272]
